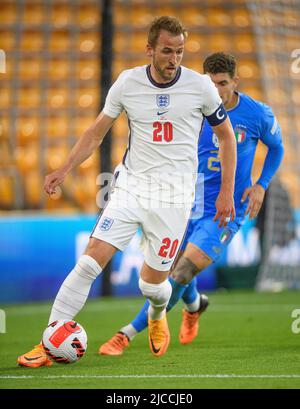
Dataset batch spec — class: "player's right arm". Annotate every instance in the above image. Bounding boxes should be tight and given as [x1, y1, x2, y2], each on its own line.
[44, 112, 115, 195]
[44, 71, 127, 195]
[201, 75, 236, 227]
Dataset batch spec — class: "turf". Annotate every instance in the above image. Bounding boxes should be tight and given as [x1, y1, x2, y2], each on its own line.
[1, 290, 300, 389]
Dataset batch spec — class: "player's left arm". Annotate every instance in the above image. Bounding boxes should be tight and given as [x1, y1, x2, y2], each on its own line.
[242, 107, 284, 220]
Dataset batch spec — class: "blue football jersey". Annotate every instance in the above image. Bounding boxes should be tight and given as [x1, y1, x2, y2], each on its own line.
[196, 92, 283, 223]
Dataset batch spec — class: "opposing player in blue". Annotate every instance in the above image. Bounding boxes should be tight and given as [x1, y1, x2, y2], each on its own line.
[99, 52, 284, 356]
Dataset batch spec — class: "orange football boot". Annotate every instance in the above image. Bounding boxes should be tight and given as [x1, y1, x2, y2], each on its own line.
[179, 294, 209, 345]
[99, 332, 129, 356]
[17, 343, 53, 367]
[148, 315, 170, 357]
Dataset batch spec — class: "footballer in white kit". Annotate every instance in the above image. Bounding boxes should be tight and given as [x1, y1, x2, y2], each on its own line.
[18, 17, 236, 366]
[91, 64, 227, 271]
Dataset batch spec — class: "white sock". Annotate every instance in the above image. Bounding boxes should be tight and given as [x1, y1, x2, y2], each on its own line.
[120, 324, 138, 341]
[138, 278, 172, 321]
[184, 293, 200, 313]
[48, 255, 102, 324]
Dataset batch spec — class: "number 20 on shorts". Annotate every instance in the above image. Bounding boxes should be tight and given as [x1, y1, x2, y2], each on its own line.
[158, 238, 179, 258]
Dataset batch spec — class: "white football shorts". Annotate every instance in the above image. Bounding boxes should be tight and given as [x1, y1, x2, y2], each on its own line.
[91, 187, 191, 271]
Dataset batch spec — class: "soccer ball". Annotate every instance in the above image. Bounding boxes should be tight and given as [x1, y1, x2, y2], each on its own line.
[42, 319, 87, 364]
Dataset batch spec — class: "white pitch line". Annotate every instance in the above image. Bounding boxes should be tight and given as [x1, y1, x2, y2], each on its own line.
[1, 374, 300, 379]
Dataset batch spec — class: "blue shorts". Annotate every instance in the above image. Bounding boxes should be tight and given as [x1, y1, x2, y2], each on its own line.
[181, 216, 241, 263]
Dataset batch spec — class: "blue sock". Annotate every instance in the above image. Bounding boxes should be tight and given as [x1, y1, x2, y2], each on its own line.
[166, 276, 188, 312]
[181, 277, 198, 305]
[130, 276, 188, 332]
[131, 299, 150, 333]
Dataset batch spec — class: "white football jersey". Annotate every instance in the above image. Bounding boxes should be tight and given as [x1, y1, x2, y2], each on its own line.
[103, 65, 222, 204]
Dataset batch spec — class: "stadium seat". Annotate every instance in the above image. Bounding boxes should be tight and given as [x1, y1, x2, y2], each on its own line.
[44, 145, 69, 171]
[15, 144, 39, 174]
[50, 31, 70, 52]
[235, 33, 255, 53]
[48, 59, 69, 80]
[181, 9, 206, 27]
[17, 117, 40, 143]
[18, 88, 40, 109]
[209, 34, 232, 52]
[19, 59, 42, 79]
[79, 33, 98, 53]
[0, 87, 11, 109]
[77, 60, 98, 81]
[50, 5, 72, 28]
[46, 117, 69, 139]
[23, 4, 45, 25]
[207, 8, 232, 26]
[78, 4, 99, 28]
[47, 88, 69, 109]
[0, 175, 14, 208]
[0, 3, 17, 24]
[0, 30, 15, 51]
[77, 88, 98, 109]
[232, 9, 251, 27]
[238, 60, 259, 79]
[24, 170, 42, 207]
[21, 31, 44, 52]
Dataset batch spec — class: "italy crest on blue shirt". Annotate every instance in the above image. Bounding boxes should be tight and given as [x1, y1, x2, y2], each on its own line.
[156, 94, 170, 108]
[234, 124, 247, 143]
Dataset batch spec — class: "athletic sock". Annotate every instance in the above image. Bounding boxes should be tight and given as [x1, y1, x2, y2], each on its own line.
[181, 278, 200, 312]
[48, 255, 102, 324]
[166, 276, 188, 312]
[120, 324, 138, 341]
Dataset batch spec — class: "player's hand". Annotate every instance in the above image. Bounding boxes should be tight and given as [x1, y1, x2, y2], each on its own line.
[44, 169, 66, 195]
[241, 184, 265, 220]
[214, 189, 236, 228]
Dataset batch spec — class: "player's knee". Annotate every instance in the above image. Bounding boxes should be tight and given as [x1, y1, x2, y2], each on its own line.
[75, 255, 102, 280]
[138, 278, 172, 307]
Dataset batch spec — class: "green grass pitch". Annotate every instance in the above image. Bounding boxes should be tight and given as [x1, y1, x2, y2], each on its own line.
[1, 290, 300, 389]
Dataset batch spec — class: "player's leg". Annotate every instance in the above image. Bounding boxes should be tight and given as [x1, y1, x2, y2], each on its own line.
[175, 243, 211, 344]
[18, 187, 139, 366]
[139, 263, 171, 357]
[17, 237, 116, 367]
[177, 218, 241, 344]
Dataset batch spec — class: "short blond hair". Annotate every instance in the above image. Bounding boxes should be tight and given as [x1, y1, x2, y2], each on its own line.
[148, 16, 187, 47]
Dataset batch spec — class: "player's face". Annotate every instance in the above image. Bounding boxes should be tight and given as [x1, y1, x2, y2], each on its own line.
[207, 72, 239, 108]
[147, 30, 185, 83]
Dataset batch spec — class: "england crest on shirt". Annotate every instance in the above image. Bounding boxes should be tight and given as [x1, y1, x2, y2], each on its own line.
[100, 217, 114, 231]
[156, 94, 170, 108]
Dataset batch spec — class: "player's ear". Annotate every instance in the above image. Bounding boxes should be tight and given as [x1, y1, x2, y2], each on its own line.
[233, 76, 239, 89]
[146, 44, 153, 57]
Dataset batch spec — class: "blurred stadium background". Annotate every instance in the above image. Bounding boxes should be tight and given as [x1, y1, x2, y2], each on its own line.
[0, 0, 300, 304]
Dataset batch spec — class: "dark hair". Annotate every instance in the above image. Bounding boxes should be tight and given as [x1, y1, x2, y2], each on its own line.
[148, 16, 187, 47]
[203, 52, 237, 78]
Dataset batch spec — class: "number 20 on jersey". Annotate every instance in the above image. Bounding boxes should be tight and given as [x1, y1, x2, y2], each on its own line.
[153, 122, 173, 142]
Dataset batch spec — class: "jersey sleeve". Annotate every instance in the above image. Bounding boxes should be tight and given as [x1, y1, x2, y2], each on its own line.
[256, 103, 284, 190]
[201, 75, 227, 126]
[103, 71, 126, 118]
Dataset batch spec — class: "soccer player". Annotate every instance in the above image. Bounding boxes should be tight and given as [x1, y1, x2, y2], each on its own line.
[18, 19, 236, 367]
[99, 52, 284, 356]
